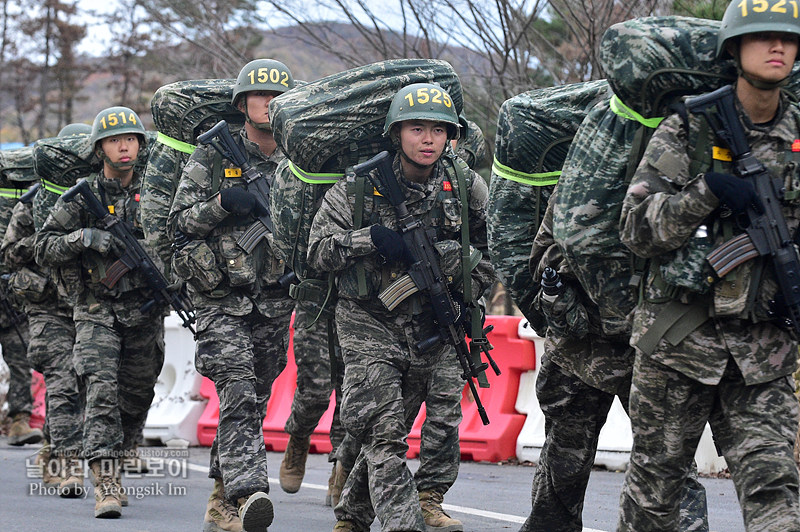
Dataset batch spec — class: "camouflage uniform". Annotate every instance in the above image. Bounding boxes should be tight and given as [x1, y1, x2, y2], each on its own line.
[1, 199, 81, 457]
[307, 153, 494, 530]
[168, 128, 293, 502]
[618, 90, 800, 531]
[0, 194, 32, 423]
[520, 187, 708, 532]
[34, 171, 166, 463]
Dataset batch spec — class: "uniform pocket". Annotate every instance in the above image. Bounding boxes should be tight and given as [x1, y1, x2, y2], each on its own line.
[219, 234, 257, 287]
[173, 240, 224, 292]
[10, 267, 52, 302]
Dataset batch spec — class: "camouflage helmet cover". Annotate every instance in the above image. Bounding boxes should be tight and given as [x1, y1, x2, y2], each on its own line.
[384, 82, 460, 139]
[232, 58, 295, 106]
[58, 123, 92, 137]
[90, 106, 146, 146]
[717, 0, 800, 58]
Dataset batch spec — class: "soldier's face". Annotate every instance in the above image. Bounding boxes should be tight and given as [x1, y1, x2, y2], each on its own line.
[240, 90, 279, 125]
[99, 134, 139, 166]
[739, 32, 798, 83]
[399, 120, 448, 167]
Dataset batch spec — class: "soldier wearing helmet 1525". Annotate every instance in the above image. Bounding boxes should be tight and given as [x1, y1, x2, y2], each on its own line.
[168, 58, 296, 532]
[307, 82, 495, 532]
[617, 3, 800, 531]
[35, 106, 166, 520]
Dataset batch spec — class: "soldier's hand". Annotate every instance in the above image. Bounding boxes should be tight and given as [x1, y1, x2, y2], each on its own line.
[81, 228, 119, 255]
[370, 225, 412, 263]
[219, 187, 256, 216]
[704, 172, 763, 215]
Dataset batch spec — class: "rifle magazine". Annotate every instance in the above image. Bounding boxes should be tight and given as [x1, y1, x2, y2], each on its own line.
[706, 233, 758, 278]
[378, 273, 419, 311]
[236, 221, 270, 253]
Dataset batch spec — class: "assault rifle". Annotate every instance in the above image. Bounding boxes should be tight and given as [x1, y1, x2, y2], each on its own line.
[353, 151, 500, 425]
[0, 274, 27, 348]
[63, 179, 196, 336]
[19, 183, 40, 204]
[687, 84, 800, 333]
[197, 120, 273, 253]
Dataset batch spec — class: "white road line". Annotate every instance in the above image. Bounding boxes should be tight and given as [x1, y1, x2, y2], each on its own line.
[187, 462, 607, 532]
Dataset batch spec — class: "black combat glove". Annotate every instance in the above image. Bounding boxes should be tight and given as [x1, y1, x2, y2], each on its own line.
[370, 225, 412, 263]
[219, 187, 256, 216]
[704, 172, 763, 215]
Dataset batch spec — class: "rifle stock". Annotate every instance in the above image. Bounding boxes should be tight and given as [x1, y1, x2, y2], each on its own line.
[63, 179, 197, 336]
[354, 151, 499, 425]
[686, 85, 800, 332]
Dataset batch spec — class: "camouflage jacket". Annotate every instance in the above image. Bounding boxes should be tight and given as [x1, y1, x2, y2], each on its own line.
[307, 152, 494, 343]
[1, 200, 70, 316]
[168, 129, 293, 317]
[34, 169, 167, 324]
[529, 185, 633, 394]
[619, 89, 800, 385]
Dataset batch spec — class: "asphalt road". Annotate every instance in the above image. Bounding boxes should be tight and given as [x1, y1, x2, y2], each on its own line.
[0, 440, 745, 532]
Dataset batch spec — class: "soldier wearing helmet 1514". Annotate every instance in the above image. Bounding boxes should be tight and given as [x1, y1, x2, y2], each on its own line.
[168, 58, 296, 532]
[307, 82, 495, 532]
[617, 2, 800, 530]
[34, 106, 166, 520]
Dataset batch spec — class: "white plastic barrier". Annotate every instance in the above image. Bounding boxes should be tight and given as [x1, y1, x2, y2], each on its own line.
[514, 319, 727, 474]
[143, 312, 206, 446]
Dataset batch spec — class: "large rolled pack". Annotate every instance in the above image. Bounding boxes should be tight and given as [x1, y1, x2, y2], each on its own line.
[270, 58, 463, 174]
[487, 80, 609, 329]
[0, 146, 36, 187]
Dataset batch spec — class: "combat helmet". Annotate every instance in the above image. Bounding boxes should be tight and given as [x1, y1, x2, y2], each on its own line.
[58, 123, 92, 137]
[90, 106, 146, 169]
[717, 1, 800, 58]
[384, 83, 460, 140]
[232, 58, 295, 107]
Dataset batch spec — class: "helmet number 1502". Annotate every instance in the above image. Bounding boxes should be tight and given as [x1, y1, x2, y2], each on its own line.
[100, 111, 138, 130]
[738, 0, 799, 17]
[247, 68, 290, 87]
[404, 87, 452, 108]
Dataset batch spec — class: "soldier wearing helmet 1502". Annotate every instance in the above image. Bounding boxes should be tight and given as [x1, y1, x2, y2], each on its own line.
[34, 106, 167, 520]
[617, 2, 800, 531]
[168, 58, 295, 532]
[307, 82, 495, 531]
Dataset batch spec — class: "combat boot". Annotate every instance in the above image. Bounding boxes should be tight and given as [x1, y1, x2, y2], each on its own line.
[114, 467, 128, 507]
[58, 457, 84, 498]
[332, 520, 369, 532]
[35, 442, 61, 487]
[7, 413, 43, 446]
[238, 491, 273, 532]
[89, 459, 121, 518]
[279, 434, 310, 493]
[202, 478, 242, 532]
[419, 490, 463, 532]
[328, 460, 348, 507]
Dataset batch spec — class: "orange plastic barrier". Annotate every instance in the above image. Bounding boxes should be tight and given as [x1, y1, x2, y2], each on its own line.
[405, 315, 535, 462]
[196, 314, 536, 463]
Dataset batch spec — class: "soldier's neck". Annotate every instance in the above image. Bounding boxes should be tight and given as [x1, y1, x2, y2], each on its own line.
[244, 123, 277, 157]
[399, 156, 434, 184]
[737, 78, 781, 124]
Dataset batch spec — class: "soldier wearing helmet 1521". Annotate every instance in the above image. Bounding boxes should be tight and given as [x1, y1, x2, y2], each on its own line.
[617, 2, 800, 531]
[168, 58, 296, 532]
[307, 82, 495, 532]
[34, 106, 167, 520]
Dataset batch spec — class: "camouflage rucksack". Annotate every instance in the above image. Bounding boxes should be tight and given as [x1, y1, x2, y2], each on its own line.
[487, 80, 609, 332]
[551, 16, 747, 337]
[269, 58, 463, 176]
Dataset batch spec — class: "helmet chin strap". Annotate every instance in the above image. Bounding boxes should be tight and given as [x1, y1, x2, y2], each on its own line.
[242, 100, 273, 132]
[97, 149, 137, 170]
[731, 48, 790, 90]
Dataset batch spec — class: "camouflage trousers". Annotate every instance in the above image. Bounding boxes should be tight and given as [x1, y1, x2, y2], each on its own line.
[522, 356, 708, 532]
[284, 305, 345, 457]
[26, 311, 82, 457]
[1, 321, 31, 417]
[619, 354, 800, 532]
[73, 305, 165, 462]
[333, 300, 458, 532]
[195, 307, 291, 502]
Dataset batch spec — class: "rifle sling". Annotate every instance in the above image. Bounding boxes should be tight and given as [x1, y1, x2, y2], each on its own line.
[634, 300, 709, 356]
[353, 174, 368, 298]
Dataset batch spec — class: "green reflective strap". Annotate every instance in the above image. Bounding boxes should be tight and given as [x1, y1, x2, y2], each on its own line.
[156, 131, 196, 155]
[288, 161, 343, 184]
[491, 157, 560, 186]
[610, 95, 664, 129]
[41, 179, 70, 195]
[0, 188, 22, 199]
